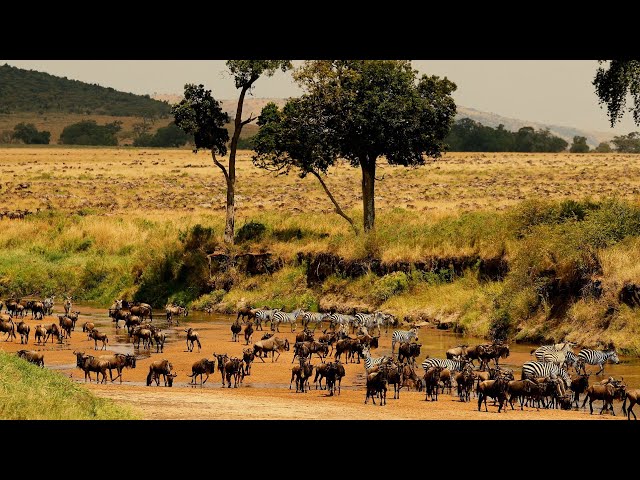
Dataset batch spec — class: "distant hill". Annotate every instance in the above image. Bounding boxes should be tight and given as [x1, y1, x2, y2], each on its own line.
[0, 64, 171, 117]
[154, 94, 613, 149]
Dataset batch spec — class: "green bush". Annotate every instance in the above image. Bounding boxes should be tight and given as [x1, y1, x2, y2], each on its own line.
[235, 221, 266, 243]
[12, 122, 50, 144]
[371, 272, 409, 303]
[60, 120, 122, 146]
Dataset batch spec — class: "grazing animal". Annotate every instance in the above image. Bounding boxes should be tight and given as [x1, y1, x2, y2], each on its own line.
[391, 328, 419, 355]
[271, 308, 304, 332]
[290, 358, 314, 392]
[295, 328, 315, 343]
[213, 353, 230, 384]
[153, 329, 167, 353]
[30, 301, 45, 320]
[0, 318, 16, 341]
[188, 358, 217, 386]
[88, 329, 109, 350]
[423, 366, 443, 401]
[237, 306, 256, 322]
[576, 348, 620, 376]
[531, 342, 576, 361]
[581, 381, 626, 415]
[58, 315, 74, 338]
[507, 379, 537, 410]
[99, 353, 136, 383]
[152, 371, 177, 387]
[327, 313, 357, 333]
[299, 311, 327, 331]
[569, 373, 591, 409]
[454, 366, 476, 402]
[477, 376, 510, 413]
[365, 365, 389, 405]
[43, 296, 54, 316]
[165, 304, 188, 324]
[253, 307, 280, 331]
[184, 328, 202, 352]
[74, 352, 109, 383]
[130, 303, 153, 322]
[397, 342, 421, 365]
[242, 348, 255, 375]
[63, 297, 72, 315]
[34, 324, 47, 344]
[146, 359, 175, 386]
[16, 321, 30, 344]
[16, 349, 44, 367]
[446, 344, 468, 360]
[421, 357, 469, 373]
[253, 336, 290, 362]
[223, 357, 244, 388]
[478, 342, 510, 370]
[521, 361, 572, 390]
[622, 389, 640, 420]
[131, 327, 153, 349]
[44, 323, 63, 344]
[360, 346, 392, 371]
[243, 321, 254, 345]
[231, 319, 242, 342]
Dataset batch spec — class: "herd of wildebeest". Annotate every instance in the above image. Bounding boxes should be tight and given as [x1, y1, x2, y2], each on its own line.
[3, 297, 640, 419]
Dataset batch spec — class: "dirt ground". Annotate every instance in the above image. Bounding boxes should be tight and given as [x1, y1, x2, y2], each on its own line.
[0, 307, 623, 420]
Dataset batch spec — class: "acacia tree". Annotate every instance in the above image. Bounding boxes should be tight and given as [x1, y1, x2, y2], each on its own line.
[290, 60, 457, 232]
[593, 60, 640, 127]
[173, 61, 292, 245]
[253, 98, 357, 233]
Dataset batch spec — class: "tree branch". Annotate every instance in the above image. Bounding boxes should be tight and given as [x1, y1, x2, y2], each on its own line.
[212, 151, 229, 184]
[240, 113, 257, 126]
[310, 170, 359, 235]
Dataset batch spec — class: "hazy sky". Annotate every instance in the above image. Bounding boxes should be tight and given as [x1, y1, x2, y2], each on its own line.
[2, 60, 637, 134]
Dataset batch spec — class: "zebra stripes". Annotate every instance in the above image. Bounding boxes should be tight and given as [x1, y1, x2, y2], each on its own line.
[272, 309, 305, 332]
[360, 347, 389, 371]
[577, 349, 619, 375]
[391, 328, 418, 354]
[254, 308, 280, 329]
[328, 313, 356, 331]
[421, 357, 467, 373]
[532, 343, 574, 362]
[521, 361, 571, 388]
[301, 312, 328, 330]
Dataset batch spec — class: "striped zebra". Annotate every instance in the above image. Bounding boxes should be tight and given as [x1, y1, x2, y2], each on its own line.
[541, 350, 580, 374]
[531, 342, 575, 362]
[253, 308, 280, 331]
[576, 348, 620, 376]
[271, 309, 305, 333]
[300, 312, 328, 330]
[328, 313, 357, 332]
[356, 312, 389, 336]
[360, 346, 391, 371]
[521, 361, 571, 389]
[421, 357, 468, 373]
[391, 328, 419, 355]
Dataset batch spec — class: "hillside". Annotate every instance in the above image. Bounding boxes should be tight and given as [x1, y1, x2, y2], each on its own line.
[0, 64, 171, 117]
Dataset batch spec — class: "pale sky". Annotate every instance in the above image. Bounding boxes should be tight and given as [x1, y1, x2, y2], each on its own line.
[2, 60, 637, 135]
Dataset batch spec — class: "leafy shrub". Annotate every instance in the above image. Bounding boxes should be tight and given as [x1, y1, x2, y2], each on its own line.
[371, 272, 409, 303]
[235, 221, 266, 243]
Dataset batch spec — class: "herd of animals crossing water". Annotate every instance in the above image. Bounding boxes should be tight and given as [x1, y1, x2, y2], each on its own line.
[1, 296, 638, 419]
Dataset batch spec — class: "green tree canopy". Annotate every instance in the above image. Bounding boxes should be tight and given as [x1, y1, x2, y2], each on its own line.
[282, 60, 457, 231]
[133, 122, 191, 147]
[611, 132, 640, 153]
[569, 135, 590, 153]
[12, 122, 50, 144]
[59, 120, 121, 145]
[593, 60, 640, 127]
[595, 142, 612, 153]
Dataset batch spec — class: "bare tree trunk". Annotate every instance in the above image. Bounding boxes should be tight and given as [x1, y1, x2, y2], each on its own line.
[310, 170, 358, 235]
[361, 158, 376, 232]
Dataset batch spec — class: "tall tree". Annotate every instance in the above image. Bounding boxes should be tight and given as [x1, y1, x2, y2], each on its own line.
[173, 61, 292, 244]
[253, 99, 357, 233]
[292, 60, 457, 232]
[569, 135, 590, 153]
[593, 60, 640, 127]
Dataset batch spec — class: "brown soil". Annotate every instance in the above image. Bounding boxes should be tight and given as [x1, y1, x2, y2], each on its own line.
[0, 309, 622, 420]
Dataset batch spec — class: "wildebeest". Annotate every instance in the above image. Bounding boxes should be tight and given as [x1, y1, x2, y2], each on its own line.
[30, 301, 45, 320]
[130, 302, 153, 322]
[0, 317, 16, 341]
[16, 349, 44, 367]
[581, 381, 626, 415]
[99, 353, 136, 383]
[478, 342, 510, 370]
[74, 351, 109, 383]
[237, 306, 256, 322]
[397, 342, 421, 365]
[242, 348, 255, 375]
[569, 373, 591, 409]
[477, 376, 510, 413]
[253, 336, 290, 362]
[166, 304, 188, 325]
[184, 328, 202, 352]
[153, 329, 167, 353]
[34, 324, 47, 344]
[446, 344, 468, 360]
[82, 321, 95, 335]
[188, 358, 217, 386]
[424, 366, 443, 401]
[44, 323, 63, 344]
[58, 315, 74, 338]
[131, 326, 153, 349]
[146, 359, 175, 386]
[243, 321, 254, 345]
[231, 319, 242, 342]
[365, 365, 389, 406]
[290, 358, 314, 393]
[16, 321, 30, 344]
[63, 296, 72, 316]
[622, 389, 640, 420]
[213, 353, 230, 385]
[223, 357, 244, 388]
[88, 329, 109, 350]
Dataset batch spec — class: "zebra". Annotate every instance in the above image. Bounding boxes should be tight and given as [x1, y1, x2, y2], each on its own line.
[391, 328, 419, 355]
[541, 349, 580, 374]
[43, 296, 55, 316]
[327, 313, 357, 332]
[356, 312, 389, 336]
[253, 308, 280, 331]
[521, 361, 572, 389]
[531, 342, 575, 362]
[576, 348, 620, 376]
[421, 357, 469, 373]
[300, 312, 328, 331]
[360, 346, 391, 371]
[271, 309, 305, 332]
